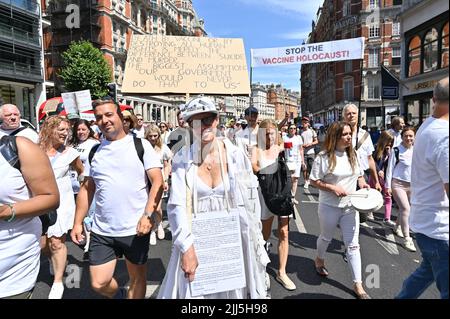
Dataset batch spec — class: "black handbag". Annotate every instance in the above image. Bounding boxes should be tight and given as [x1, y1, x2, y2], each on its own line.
[39, 210, 58, 234]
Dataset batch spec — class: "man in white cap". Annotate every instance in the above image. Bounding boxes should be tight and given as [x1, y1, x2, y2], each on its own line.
[0, 103, 39, 143]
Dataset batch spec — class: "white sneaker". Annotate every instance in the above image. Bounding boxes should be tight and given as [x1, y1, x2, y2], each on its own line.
[395, 225, 404, 238]
[292, 198, 299, 205]
[404, 237, 417, 252]
[149, 231, 157, 245]
[383, 219, 396, 227]
[366, 212, 375, 220]
[157, 223, 165, 240]
[303, 181, 310, 189]
[48, 282, 64, 299]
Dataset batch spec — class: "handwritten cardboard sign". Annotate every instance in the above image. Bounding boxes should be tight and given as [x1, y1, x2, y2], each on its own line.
[122, 35, 250, 95]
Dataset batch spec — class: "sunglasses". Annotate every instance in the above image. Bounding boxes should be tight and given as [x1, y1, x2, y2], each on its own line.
[189, 114, 217, 127]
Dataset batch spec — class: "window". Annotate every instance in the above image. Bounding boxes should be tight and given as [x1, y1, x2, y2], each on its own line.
[343, 78, 354, 101]
[442, 22, 449, 68]
[392, 47, 401, 65]
[369, 24, 380, 38]
[408, 36, 421, 77]
[423, 28, 439, 73]
[345, 60, 353, 73]
[368, 76, 380, 99]
[369, 0, 378, 10]
[369, 48, 379, 67]
[392, 22, 400, 36]
[343, 0, 351, 17]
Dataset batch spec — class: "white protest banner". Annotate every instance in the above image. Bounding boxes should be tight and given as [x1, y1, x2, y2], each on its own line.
[251, 37, 365, 68]
[122, 35, 250, 95]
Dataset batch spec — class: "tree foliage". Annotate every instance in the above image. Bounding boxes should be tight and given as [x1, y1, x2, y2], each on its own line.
[59, 41, 112, 99]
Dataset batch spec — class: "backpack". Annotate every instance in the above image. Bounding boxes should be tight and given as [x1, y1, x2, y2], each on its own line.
[257, 153, 295, 217]
[88, 136, 150, 187]
[0, 135, 57, 232]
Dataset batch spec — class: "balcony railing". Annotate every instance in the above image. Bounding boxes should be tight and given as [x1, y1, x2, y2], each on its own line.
[0, 58, 42, 80]
[0, 0, 39, 15]
[0, 21, 40, 47]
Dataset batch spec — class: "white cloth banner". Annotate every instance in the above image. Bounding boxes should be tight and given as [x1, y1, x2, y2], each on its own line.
[251, 37, 365, 68]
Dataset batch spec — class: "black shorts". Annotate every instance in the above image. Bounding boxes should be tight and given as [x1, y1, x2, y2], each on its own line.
[89, 232, 150, 266]
[305, 155, 315, 173]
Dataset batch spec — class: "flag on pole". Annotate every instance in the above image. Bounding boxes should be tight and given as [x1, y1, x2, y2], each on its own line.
[381, 65, 399, 100]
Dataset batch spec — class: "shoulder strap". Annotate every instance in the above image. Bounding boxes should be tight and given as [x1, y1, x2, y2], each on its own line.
[133, 137, 144, 167]
[9, 126, 27, 136]
[356, 131, 369, 150]
[88, 143, 101, 165]
[0, 135, 20, 171]
[393, 147, 400, 166]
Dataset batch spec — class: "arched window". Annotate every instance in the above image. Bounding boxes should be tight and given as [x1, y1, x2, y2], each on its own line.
[408, 36, 421, 77]
[423, 28, 439, 73]
[442, 22, 449, 68]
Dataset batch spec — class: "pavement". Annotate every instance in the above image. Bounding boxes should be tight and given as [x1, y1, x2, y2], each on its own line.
[32, 181, 440, 299]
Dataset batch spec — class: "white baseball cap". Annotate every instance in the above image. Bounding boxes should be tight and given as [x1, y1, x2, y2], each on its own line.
[181, 97, 218, 121]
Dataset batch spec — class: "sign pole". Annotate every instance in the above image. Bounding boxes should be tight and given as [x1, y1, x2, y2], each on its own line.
[356, 58, 363, 147]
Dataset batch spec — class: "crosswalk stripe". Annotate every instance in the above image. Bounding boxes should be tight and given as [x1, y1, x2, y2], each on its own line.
[360, 223, 399, 255]
[303, 189, 318, 203]
[293, 205, 307, 233]
[145, 284, 160, 299]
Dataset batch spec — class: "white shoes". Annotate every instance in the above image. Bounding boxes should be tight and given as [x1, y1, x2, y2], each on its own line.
[395, 225, 404, 238]
[48, 282, 64, 299]
[292, 198, 299, 205]
[404, 237, 417, 252]
[157, 223, 165, 240]
[383, 219, 396, 227]
[150, 231, 157, 245]
[265, 272, 271, 290]
[276, 273, 296, 291]
[303, 181, 310, 189]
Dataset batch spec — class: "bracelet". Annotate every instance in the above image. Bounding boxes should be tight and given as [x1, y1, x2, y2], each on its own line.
[6, 203, 15, 222]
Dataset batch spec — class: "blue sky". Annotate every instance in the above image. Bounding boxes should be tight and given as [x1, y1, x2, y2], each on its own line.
[194, 0, 323, 92]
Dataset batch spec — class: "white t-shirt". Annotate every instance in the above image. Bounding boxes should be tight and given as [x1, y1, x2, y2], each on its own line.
[84, 135, 162, 236]
[387, 128, 402, 147]
[283, 134, 303, 169]
[235, 126, 258, 158]
[133, 126, 146, 138]
[410, 117, 449, 241]
[352, 128, 374, 171]
[310, 151, 363, 208]
[301, 128, 317, 155]
[0, 132, 41, 298]
[0, 126, 39, 144]
[385, 143, 413, 189]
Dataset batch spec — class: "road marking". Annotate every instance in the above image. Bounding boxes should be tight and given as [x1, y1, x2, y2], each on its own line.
[293, 205, 307, 233]
[303, 189, 318, 203]
[360, 222, 399, 255]
[145, 284, 160, 299]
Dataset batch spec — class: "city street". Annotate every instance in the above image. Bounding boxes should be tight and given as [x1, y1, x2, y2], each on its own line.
[32, 182, 440, 300]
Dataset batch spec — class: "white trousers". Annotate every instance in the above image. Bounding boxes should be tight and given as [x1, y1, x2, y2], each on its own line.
[316, 203, 362, 283]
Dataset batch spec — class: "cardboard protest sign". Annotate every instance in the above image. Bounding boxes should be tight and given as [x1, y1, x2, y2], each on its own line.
[122, 35, 250, 95]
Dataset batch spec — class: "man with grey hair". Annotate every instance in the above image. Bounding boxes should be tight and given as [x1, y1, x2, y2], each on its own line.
[342, 103, 382, 221]
[0, 104, 39, 143]
[396, 77, 449, 299]
[388, 116, 405, 147]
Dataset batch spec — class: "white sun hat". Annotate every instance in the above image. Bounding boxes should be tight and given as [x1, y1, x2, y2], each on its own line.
[181, 96, 219, 121]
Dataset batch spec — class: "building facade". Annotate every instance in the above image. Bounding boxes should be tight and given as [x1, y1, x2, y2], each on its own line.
[42, 0, 206, 125]
[399, 0, 449, 126]
[301, 0, 403, 128]
[251, 83, 275, 120]
[267, 84, 300, 121]
[0, 0, 46, 124]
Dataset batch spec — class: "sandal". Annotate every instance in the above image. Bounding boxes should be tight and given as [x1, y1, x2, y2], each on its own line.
[315, 265, 329, 277]
[354, 291, 371, 299]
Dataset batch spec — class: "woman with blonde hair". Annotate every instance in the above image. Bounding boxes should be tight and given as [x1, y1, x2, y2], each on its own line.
[251, 119, 296, 291]
[310, 122, 371, 299]
[371, 130, 395, 226]
[39, 115, 84, 299]
[144, 124, 172, 245]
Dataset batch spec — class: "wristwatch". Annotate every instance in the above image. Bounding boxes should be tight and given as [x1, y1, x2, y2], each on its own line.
[143, 211, 157, 223]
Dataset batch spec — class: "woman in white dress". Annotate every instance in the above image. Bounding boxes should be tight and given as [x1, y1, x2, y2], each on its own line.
[144, 124, 172, 245]
[157, 97, 269, 299]
[39, 116, 84, 299]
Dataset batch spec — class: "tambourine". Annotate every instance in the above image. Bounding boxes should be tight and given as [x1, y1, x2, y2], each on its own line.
[349, 188, 383, 214]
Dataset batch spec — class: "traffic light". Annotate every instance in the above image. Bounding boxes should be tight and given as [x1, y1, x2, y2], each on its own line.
[156, 108, 161, 122]
[107, 83, 117, 102]
[152, 108, 157, 121]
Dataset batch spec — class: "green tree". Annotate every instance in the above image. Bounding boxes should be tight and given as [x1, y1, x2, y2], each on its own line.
[59, 40, 112, 99]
